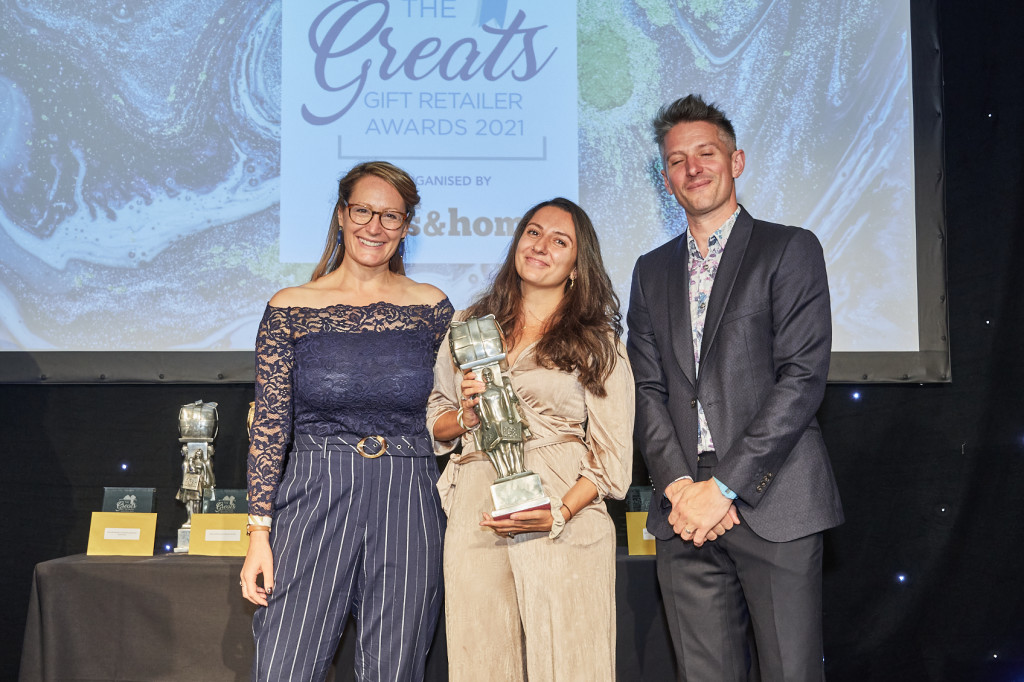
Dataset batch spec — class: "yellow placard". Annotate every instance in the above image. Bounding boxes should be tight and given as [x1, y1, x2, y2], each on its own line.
[626, 511, 656, 556]
[188, 513, 250, 556]
[87, 511, 157, 556]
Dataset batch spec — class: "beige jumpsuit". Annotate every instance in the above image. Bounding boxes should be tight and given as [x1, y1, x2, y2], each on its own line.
[427, 332, 634, 682]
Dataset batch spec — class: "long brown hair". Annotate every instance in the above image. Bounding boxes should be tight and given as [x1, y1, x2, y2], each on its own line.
[466, 198, 623, 397]
[310, 161, 420, 280]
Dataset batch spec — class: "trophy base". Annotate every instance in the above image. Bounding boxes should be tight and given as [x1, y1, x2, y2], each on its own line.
[173, 527, 190, 553]
[490, 472, 549, 521]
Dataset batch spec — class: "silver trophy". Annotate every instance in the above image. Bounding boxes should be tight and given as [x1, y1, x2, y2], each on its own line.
[174, 400, 218, 552]
[449, 316, 548, 519]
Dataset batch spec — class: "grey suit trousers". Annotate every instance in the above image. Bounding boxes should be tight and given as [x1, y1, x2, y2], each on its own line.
[655, 455, 825, 682]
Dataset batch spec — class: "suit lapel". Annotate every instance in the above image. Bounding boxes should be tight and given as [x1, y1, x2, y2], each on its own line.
[667, 234, 697, 388]
[700, 208, 753, 367]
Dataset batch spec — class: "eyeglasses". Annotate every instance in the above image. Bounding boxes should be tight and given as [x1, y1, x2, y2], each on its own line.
[345, 203, 408, 230]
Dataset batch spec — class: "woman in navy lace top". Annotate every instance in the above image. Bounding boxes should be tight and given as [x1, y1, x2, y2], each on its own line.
[239, 161, 453, 681]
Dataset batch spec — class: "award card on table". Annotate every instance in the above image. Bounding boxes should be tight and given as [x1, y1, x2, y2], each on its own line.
[87, 511, 157, 556]
[187, 513, 249, 556]
[202, 488, 246, 513]
[102, 487, 156, 512]
[625, 512, 656, 556]
[625, 485, 656, 555]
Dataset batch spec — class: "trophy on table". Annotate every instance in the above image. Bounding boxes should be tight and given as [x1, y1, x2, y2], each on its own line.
[174, 400, 218, 552]
[449, 316, 549, 520]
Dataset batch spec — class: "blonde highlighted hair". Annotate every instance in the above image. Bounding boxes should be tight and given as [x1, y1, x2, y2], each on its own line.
[311, 161, 420, 280]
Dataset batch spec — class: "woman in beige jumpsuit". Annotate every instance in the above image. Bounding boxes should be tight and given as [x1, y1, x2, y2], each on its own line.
[428, 198, 634, 681]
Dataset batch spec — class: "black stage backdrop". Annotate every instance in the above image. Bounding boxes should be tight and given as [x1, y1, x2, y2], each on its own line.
[3, 1, 1023, 680]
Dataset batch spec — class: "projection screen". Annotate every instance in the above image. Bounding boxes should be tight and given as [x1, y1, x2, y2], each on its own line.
[0, 0, 948, 383]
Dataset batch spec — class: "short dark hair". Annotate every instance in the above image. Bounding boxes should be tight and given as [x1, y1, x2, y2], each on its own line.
[651, 94, 737, 154]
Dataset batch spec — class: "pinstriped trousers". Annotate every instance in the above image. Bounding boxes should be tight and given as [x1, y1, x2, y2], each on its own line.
[252, 433, 445, 682]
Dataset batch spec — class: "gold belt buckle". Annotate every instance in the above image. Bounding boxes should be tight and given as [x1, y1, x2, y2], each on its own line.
[356, 435, 387, 459]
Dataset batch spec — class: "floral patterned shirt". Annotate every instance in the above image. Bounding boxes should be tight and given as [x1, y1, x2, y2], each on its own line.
[687, 208, 741, 454]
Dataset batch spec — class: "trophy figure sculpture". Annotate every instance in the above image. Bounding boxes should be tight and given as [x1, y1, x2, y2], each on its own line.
[174, 400, 218, 552]
[449, 316, 548, 520]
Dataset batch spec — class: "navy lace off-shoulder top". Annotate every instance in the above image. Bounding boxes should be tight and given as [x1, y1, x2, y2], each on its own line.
[247, 298, 454, 518]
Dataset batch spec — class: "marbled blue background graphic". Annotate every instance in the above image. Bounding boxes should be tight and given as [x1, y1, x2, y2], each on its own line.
[0, 0, 283, 350]
[0, 0, 916, 352]
[576, 0, 917, 353]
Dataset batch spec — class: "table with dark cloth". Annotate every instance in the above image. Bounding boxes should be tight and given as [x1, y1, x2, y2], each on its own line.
[20, 549, 674, 681]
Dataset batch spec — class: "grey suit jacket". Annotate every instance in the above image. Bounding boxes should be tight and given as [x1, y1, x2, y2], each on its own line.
[627, 207, 844, 543]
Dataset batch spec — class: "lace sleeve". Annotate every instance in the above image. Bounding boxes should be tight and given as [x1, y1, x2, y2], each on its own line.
[247, 305, 294, 518]
[432, 298, 455, 351]
[427, 327, 462, 456]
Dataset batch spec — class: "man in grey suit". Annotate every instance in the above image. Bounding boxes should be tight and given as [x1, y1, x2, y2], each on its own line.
[627, 94, 844, 681]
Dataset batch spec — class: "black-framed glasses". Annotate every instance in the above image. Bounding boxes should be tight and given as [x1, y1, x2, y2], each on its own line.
[345, 203, 408, 230]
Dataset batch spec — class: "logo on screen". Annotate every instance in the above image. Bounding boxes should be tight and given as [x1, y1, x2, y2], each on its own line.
[301, 1, 556, 125]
